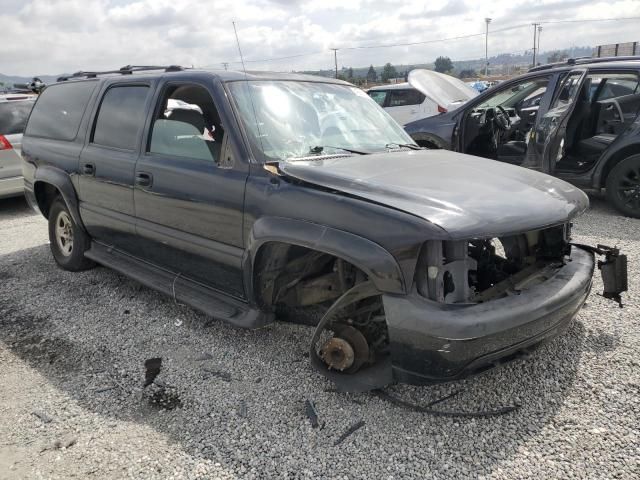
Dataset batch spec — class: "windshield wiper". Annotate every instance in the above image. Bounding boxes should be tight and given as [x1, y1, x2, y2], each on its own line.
[385, 143, 422, 151]
[310, 145, 369, 155]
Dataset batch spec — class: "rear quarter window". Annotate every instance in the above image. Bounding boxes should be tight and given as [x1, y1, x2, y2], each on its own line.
[0, 100, 35, 135]
[25, 81, 97, 140]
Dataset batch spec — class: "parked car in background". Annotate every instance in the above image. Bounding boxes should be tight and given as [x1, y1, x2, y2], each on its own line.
[367, 69, 477, 125]
[0, 93, 36, 198]
[21, 66, 625, 392]
[404, 57, 640, 217]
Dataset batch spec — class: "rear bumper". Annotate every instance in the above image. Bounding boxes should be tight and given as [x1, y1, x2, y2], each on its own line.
[382, 246, 594, 384]
[0, 176, 24, 199]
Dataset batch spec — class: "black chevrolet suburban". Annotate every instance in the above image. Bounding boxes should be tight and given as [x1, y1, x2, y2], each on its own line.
[21, 66, 627, 391]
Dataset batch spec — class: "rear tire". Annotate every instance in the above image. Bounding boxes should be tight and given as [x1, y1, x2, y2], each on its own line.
[606, 154, 640, 218]
[48, 198, 95, 271]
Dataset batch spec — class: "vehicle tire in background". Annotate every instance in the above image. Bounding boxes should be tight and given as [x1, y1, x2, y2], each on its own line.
[606, 154, 640, 218]
[48, 198, 95, 271]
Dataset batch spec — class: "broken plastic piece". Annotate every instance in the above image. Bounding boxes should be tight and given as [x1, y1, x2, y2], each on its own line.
[333, 420, 365, 446]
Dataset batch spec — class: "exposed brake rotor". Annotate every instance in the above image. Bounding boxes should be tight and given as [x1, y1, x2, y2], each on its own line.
[320, 325, 370, 373]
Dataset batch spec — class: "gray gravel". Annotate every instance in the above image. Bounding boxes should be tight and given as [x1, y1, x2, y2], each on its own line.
[0, 194, 638, 479]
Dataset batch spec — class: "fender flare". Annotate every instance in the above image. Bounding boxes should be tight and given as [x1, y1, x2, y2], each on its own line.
[33, 166, 86, 231]
[242, 217, 406, 303]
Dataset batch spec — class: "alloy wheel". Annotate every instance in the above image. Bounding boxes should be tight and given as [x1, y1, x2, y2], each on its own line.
[55, 211, 74, 257]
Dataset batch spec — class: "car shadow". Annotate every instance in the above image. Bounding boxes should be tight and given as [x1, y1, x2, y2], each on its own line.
[0, 242, 586, 477]
[0, 196, 35, 219]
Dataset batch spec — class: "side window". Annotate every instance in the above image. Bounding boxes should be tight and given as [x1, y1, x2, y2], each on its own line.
[25, 81, 97, 140]
[148, 84, 224, 163]
[388, 89, 425, 107]
[368, 90, 388, 106]
[92, 85, 149, 150]
[551, 72, 584, 109]
[591, 73, 640, 101]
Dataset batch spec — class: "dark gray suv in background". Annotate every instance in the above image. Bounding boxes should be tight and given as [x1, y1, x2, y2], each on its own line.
[405, 57, 640, 217]
[21, 66, 626, 391]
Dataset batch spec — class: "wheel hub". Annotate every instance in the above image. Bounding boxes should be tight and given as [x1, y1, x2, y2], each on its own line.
[320, 325, 370, 373]
[320, 338, 355, 371]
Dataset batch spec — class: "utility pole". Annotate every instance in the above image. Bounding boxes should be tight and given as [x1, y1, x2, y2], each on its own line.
[330, 48, 339, 79]
[221, 62, 229, 70]
[532, 23, 540, 66]
[537, 26, 542, 62]
[484, 18, 491, 77]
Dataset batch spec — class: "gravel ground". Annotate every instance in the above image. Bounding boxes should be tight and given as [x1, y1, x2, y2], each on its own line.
[0, 194, 638, 479]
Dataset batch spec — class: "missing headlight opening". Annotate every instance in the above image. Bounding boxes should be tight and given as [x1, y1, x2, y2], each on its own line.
[415, 224, 571, 304]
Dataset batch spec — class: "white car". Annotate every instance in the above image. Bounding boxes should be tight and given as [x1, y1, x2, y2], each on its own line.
[0, 93, 36, 198]
[368, 69, 478, 125]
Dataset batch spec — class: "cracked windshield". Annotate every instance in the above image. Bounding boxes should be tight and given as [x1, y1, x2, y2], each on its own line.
[229, 80, 415, 161]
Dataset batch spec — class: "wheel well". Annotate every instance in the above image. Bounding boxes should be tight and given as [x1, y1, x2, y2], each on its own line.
[410, 133, 445, 150]
[33, 182, 61, 219]
[252, 242, 367, 313]
[416, 139, 441, 149]
[601, 144, 640, 187]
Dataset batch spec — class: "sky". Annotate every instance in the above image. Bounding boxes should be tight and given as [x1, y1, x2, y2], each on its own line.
[1, 0, 640, 75]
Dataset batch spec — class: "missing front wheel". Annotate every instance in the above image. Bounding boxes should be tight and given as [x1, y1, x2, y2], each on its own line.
[309, 281, 393, 392]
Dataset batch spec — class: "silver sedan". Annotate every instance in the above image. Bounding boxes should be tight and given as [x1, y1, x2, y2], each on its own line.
[1, 94, 36, 199]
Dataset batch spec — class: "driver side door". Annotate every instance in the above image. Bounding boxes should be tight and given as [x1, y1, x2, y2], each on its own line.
[529, 69, 587, 173]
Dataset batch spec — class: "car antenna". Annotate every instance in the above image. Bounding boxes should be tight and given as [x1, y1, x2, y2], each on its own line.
[232, 21, 266, 157]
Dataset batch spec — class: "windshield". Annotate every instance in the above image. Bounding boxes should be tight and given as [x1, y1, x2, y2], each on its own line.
[0, 100, 35, 135]
[228, 80, 415, 162]
[477, 80, 548, 109]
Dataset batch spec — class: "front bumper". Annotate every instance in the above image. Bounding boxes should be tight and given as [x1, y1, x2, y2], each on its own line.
[382, 245, 595, 384]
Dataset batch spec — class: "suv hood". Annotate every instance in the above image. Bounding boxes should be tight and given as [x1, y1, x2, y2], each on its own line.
[278, 150, 588, 239]
[408, 69, 478, 111]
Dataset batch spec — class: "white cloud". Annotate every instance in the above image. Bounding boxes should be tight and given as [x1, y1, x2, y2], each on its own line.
[0, 0, 639, 75]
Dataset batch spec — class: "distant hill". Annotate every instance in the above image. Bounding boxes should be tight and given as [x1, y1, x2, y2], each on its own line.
[301, 46, 594, 79]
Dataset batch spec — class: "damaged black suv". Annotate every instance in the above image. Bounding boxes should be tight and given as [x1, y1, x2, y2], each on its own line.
[404, 57, 640, 218]
[21, 66, 627, 392]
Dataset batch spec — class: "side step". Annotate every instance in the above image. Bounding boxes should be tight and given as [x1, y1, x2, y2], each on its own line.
[85, 242, 273, 329]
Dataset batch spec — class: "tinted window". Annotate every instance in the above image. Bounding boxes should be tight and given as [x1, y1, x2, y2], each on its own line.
[92, 86, 149, 150]
[591, 73, 640, 101]
[551, 72, 583, 109]
[25, 81, 96, 140]
[388, 89, 425, 107]
[149, 84, 224, 162]
[368, 90, 388, 106]
[0, 100, 35, 134]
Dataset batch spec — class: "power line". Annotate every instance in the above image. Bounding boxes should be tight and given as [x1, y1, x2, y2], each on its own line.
[217, 15, 640, 67]
[539, 15, 640, 25]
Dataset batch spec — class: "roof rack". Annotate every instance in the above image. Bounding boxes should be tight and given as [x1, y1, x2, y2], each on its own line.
[529, 55, 640, 72]
[57, 65, 184, 82]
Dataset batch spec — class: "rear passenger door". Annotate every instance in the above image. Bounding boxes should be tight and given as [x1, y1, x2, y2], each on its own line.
[132, 79, 248, 298]
[78, 82, 153, 247]
[385, 89, 427, 125]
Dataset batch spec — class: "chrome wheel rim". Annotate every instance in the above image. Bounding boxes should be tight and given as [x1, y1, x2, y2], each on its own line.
[55, 211, 74, 257]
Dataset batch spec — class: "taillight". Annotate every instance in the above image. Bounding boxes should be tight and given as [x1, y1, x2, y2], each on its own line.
[0, 135, 12, 150]
[437, 105, 448, 114]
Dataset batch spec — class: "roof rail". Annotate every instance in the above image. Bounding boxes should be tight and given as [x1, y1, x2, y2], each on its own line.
[57, 65, 184, 82]
[529, 55, 640, 72]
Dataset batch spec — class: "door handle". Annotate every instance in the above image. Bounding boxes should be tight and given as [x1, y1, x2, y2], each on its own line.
[135, 172, 153, 187]
[82, 163, 95, 175]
